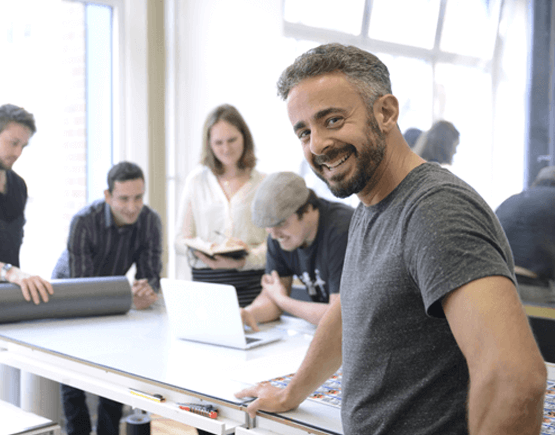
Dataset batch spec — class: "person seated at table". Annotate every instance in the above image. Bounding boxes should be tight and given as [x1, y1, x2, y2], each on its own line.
[413, 120, 460, 166]
[174, 104, 267, 308]
[0, 103, 53, 304]
[496, 165, 555, 302]
[240, 172, 353, 331]
[402, 127, 422, 149]
[52, 161, 163, 435]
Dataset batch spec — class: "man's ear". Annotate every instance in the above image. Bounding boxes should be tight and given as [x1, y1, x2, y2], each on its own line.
[104, 189, 111, 203]
[373, 95, 399, 134]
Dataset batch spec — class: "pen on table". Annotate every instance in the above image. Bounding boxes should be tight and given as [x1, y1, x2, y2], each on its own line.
[177, 402, 218, 419]
[129, 388, 165, 403]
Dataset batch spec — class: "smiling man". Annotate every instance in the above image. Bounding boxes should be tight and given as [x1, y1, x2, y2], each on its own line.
[240, 171, 353, 330]
[52, 161, 162, 435]
[0, 103, 53, 304]
[236, 44, 547, 434]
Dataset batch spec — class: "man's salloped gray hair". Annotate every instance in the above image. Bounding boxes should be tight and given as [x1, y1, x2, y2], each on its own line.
[277, 43, 392, 109]
[0, 104, 37, 135]
[107, 161, 144, 193]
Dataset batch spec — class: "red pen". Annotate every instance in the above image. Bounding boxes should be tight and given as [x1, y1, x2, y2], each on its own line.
[177, 403, 218, 419]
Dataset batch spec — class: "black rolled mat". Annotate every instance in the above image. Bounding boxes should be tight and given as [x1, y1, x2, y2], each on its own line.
[0, 276, 133, 324]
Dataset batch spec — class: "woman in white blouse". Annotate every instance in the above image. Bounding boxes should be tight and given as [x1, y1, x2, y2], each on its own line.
[175, 104, 267, 307]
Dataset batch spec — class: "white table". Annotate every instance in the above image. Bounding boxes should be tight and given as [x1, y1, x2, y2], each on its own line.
[0, 300, 342, 435]
[0, 399, 61, 435]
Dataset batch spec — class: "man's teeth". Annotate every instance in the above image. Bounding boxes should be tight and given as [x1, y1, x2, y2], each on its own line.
[324, 153, 350, 169]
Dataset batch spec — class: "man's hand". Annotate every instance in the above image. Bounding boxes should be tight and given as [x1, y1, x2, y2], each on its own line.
[235, 382, 300, 419]
[193, 250, 246, 270]
[6, 266, 54, 305]
[240, 307, 260, 332]
[132, 279, 158, 310]
[261, 271, 288, 304]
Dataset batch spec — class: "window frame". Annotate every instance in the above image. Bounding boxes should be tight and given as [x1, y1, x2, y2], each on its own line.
[65, 0, 150, 199]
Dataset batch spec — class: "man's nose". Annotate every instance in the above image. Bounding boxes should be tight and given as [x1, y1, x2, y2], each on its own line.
[13, 144, 24, 159]
[128, 201, 140, 213]
[309, 127, 332, 156]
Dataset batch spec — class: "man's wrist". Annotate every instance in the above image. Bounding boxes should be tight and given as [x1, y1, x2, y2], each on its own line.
[273, 290, 289, 308]
[1, 263, 13, 282]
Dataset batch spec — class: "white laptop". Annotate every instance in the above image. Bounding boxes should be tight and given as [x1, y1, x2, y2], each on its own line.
[161, 278, 282, 350]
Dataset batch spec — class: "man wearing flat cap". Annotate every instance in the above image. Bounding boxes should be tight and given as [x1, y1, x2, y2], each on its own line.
[496, 165, 555, 302]
[241, 171, 353, 330]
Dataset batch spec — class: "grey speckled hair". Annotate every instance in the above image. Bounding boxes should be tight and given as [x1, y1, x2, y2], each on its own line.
[277, 43, 392, 110]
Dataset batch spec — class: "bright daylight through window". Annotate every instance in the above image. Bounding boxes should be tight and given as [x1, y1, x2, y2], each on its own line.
[282, 0, 528, 210]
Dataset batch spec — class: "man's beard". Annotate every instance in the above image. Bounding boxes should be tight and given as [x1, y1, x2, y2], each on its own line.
[311, 116, 386, 198]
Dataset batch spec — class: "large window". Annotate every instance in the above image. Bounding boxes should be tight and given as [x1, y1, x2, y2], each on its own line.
[0, 0, 114, 277]
[282, 0, 529, 209]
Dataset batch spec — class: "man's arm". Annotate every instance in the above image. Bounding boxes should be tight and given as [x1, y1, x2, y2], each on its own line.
[240, 274, 292, 331]
[236, 295, 343, 418]
[1, 262, 53, 304]
[132, 278, 158, 310]
[263, 270, 337, 325]
[67, 217, 96, 278]
[134, 211, 163, 309]
[443, 276, 546, 434]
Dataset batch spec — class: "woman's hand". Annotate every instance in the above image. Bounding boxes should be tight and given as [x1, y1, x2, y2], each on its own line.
[222, 236, 248, 250]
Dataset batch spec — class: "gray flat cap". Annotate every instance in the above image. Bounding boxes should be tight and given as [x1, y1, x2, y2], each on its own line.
[252, 172, 309, 228]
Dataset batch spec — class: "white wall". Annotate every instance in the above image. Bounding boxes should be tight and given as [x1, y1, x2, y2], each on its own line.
[168, 0, 303, 277]
[174, 0, 301, 177]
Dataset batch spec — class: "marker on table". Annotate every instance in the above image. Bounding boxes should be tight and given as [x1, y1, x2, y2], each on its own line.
[129, 388, 165, 403]
[177, 402, 218, 419]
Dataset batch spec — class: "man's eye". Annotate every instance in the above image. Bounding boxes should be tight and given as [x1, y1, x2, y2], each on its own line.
[327, 117, 342, 127]
[298, 130, 310, 140]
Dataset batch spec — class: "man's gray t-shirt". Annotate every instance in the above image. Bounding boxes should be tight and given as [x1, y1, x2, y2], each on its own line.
[341, 163, 515, 434]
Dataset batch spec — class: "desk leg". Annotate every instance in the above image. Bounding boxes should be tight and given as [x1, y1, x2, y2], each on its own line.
[0, 364, 20, 406]
[20, 371, 62, 423]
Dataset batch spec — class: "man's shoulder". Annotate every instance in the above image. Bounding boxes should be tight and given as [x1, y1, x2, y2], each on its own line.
[497, 186, 555, 216]
[524, 186, 555, 201]
[319, 197, 354, 213]
[73, 199, 105, 218]
[397, 163, 483, 206]
[318, 198, 354, 229]
[139, 204, 162, 221]
[6, 170, 27, 191]
[69, 200, 106, 228]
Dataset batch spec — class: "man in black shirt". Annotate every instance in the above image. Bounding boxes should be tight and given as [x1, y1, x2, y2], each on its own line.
[241, 172, 353, 329]
[496, 166, 555, 301]
[0, 104, 53, 304]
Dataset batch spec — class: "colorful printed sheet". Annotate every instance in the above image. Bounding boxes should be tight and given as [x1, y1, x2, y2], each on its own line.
[543, 380, 555, 434]
[270, 369, 555, 424]
[268, 369, 342, 408]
